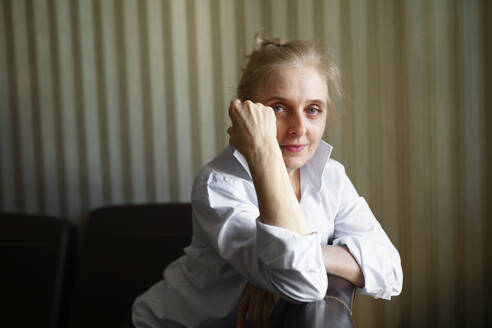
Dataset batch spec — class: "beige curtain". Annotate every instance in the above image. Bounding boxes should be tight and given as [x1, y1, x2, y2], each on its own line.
[1, 0, 490, 326]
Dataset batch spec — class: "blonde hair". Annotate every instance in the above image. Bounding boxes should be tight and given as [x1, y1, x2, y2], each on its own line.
[237, 35, 343, 113]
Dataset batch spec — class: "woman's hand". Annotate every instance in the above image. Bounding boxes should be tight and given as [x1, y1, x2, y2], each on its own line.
[227, 98, 279, 162]
[237, 283, 279, 328]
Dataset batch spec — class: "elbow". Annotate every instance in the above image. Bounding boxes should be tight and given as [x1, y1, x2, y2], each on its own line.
[389, 262, 404, 297]
[267, 269, 328, 303]
[361, 260, 403, 300]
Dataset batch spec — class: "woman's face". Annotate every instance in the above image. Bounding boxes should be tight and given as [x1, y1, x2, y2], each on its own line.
[254, 66, 328, 173]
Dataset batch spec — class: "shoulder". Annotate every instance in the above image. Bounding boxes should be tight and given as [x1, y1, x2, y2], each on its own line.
[320, 158, 347, 184]
[192, 147, 254, 203]
[194, 147, 250, 186]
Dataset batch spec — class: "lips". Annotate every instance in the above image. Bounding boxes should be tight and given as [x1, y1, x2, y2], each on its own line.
[281, 144, 307, 153]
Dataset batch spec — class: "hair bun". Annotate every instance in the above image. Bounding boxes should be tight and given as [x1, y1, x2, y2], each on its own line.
[254, 34, 283, 50]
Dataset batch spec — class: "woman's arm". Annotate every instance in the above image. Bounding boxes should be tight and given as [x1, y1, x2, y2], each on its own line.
[322, 245, 364, 287]
[228, 99, 310, 235]
[331, 162, 403, 299]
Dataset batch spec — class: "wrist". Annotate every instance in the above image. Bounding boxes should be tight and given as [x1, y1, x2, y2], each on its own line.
[245, 140, 283, 172]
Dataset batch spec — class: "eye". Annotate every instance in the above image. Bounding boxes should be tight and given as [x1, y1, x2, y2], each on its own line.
[271, 104, 286, 113]
[306, 105, 322, 115]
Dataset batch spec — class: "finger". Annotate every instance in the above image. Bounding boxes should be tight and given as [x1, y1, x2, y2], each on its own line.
[228, 98, 242, 123]
[262, 296, 274, 328]
[252, 291, 265, 327]
[249, 290, 262, 327]
[242, 100, 260, 123]
[237, 292, 249, 328]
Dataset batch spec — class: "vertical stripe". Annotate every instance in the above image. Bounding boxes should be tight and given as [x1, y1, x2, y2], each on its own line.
[123, 0, 147, 203]
[234, 0, 246, 79]
[393, 1, 411, 326]
[219, 0, 238, 141]
[69, 0, 89, 214]
[33, 0, 61, 216]
[482, 0, 492, 324]
[296, 0, 314, 41]
[312, 0, 323, 43]
[287, 0, 298, 40]
[321, 0, 344, 163]
[339, 0, 356, 322]
[195, 0, 218, 166]
[339, 0, 354, 178]
[47, 0, 67, 217]
[433, 1, 456, 326]
[350, 3, 374, 325]
[450, 0, 466, 325]
[137, 0, 156, 202]
[462, 0, 484, 326]
[423, 1, 438, 325]
[260, 0, 272, 36]
[101, 0, 123, 204]
[78, 0, 103, 210]
[162, 0, 178, 201]
[367, 0, 382, 227]
[210, 0, 226, 152]
[0, 1, 17, 212]
[25, 1, 45, 214]
[244, 0, 261, 53]
[270, 0, 288, 39]
[169, 0, 194, 201]
[406, 0, 430, 325]
[114, 0, 132, 203]
[185, 0, 202, 177]
[366, 1, 385, 323]
[378, 1, 402, 327]
[147, 0, 170, 201]
[92, 0, 111, 205]
[350, 0, 370, 198]
[10, 0, 37, 212]
[55, 0, 81, 219]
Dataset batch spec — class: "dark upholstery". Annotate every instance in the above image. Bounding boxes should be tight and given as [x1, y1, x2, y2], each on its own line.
[68, 203, 192, 328]
[1, 204, 355, 328]
[0, 212, 76, 328]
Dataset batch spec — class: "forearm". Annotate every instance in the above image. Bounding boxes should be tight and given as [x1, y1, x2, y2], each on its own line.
[322, 245, 365, 287]
[248, 145, 310, 235]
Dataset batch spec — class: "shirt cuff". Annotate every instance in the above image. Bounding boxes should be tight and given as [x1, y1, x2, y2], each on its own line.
[255, 219, 323, 271]
[333, 237, 401, 300]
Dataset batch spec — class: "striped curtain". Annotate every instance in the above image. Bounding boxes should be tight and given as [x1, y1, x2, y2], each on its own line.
[0, 0, 490, 326]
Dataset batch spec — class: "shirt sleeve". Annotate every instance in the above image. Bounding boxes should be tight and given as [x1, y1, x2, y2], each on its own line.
[191, 172, 327, 302]
[331, 167, 403, 300]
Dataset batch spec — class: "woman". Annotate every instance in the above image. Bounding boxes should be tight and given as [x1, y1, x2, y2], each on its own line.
[133, 36, 403, 328]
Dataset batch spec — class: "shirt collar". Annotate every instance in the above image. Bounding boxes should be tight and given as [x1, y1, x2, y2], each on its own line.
[232, 148, 252, 179]
[232, 140, 333, 184]
[306, 140, 333, 190]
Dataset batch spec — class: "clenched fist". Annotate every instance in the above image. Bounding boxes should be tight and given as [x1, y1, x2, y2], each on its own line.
[227, 99, 280, 162]
[237, 283, 280, 328]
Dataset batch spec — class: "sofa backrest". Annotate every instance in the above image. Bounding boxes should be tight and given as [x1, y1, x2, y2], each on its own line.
[68, 203, 192, 328]
[0, 213, 76, 328]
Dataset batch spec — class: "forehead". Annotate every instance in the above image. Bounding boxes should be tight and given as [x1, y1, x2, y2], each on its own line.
[255, 66, 329, 103]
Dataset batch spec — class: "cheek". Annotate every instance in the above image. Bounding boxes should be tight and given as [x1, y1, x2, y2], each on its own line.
[308, 120, 326, 141]
[275, 120, 288, 140]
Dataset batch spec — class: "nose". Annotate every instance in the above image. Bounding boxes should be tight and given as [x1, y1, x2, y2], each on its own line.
[287, 111, 307, 136]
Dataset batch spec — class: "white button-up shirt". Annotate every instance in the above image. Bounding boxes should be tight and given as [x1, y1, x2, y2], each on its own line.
[133, 141, 403, 328]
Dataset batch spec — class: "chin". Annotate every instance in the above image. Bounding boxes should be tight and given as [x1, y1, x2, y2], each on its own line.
[282, 157, 306, 172]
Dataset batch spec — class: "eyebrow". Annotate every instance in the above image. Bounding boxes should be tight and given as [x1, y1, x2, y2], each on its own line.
[266, 96, 327, 105]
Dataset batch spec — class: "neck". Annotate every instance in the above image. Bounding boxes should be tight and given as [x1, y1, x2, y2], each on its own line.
[288, 169, 301, 200]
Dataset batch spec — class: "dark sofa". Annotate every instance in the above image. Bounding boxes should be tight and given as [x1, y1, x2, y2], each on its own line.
[0, 203, 355, 328]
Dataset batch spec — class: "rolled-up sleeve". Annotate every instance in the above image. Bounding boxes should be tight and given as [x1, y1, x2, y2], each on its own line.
[331, 168, 403, 300]
[191, 172, 327, 302]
